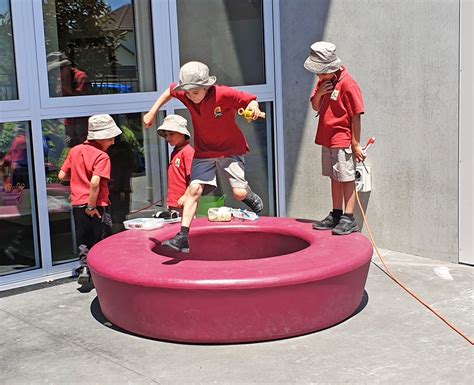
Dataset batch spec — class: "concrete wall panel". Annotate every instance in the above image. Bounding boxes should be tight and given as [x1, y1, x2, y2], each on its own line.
[280, 0, 459, 262]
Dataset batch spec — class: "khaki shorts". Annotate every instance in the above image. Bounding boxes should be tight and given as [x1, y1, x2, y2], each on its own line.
[322, 146, 356, 182]
[190, 155, 248, 195]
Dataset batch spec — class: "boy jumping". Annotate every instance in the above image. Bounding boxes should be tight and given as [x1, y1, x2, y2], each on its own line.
[144, 61, 263, 252]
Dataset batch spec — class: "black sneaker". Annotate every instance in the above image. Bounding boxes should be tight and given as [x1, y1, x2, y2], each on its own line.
[312, 211, 340, 230]
[332, 215, 359, 235]
[161, 232, 190, 253]
[77, 266, 91, 285]
[243, 190, 263, 214]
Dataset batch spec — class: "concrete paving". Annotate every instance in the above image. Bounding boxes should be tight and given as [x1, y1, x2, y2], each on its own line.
[0, 249, 473, 385]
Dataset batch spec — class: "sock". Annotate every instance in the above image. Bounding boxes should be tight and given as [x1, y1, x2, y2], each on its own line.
[333, 209, 343, 217]
[344, 213, 354, 218]
[242, 190, 264, 214]
[180, 226, 189, 236]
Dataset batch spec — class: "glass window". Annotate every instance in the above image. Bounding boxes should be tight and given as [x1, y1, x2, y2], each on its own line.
[42, 112, 165, 265]
[177, 0, 265, 86]
[0, 0, 18, 100]
[176, 102, 275, 216]
[42, 0, 156, 97]
[0, 121, 40, 275]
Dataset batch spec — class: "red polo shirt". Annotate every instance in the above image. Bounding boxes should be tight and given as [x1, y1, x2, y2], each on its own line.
[311, 66, 364, 148]
[167, 142, 194, 207]
[170, 83, 256, 158]
[61, 141, 111, 206]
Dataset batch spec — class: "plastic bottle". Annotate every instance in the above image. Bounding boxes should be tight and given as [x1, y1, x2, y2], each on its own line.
[232, 208, 259, 221]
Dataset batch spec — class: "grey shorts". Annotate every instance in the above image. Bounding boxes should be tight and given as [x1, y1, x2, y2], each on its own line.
[190, 155, 249, 194]
[322, 146, 356, 182]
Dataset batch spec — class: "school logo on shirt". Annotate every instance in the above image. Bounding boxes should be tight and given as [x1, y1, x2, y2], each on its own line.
[174, 158, 181, 168]
[214, 106, 223, 118]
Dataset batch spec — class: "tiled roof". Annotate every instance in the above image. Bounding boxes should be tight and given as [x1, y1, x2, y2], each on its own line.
[103, 4, 134, 31]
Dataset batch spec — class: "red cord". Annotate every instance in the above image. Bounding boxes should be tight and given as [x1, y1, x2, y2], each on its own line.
[356, 191, 474, 345]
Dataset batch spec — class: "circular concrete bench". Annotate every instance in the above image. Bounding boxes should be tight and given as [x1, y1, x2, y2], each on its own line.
[88, 217, 373, 343]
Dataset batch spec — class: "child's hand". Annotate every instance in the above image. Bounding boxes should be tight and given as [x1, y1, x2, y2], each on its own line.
[245, 100, 261, 121]
[85, 207, 101, 218]
[316, 80, 334, 97]
[143, 112, 155, 128]
[177, 194, 187, 207]
[352, 143, 366, 163]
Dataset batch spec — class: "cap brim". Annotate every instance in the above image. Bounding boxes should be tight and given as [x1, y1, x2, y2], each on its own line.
[304, 57, 341, 74]
[173, 76, 217, 92]
[87, 125, 122, 140]
[157, 125, 191, 140]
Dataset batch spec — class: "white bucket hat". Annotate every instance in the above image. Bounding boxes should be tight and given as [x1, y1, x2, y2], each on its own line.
[157, 115, 191, 139]
[173, 61, 217, 92]
[304, 41, 342, 74]
[87, 114, 122, 140]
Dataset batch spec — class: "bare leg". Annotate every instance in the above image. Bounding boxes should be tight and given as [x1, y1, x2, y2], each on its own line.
[181, 183, 204, 228]
[342, 180, 356, 214]
[161, 183, 204, 253]
[331, 178, 344, 210]
[232, 187, 248, 201]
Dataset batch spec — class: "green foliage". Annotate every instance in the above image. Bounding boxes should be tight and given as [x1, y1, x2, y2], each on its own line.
[0, 123, 21, 153]
[120, 125, 142, 156]
[42, 119, 66, 138]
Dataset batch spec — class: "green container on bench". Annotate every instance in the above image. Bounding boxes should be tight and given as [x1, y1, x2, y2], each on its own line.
[196, 195, 226, 218]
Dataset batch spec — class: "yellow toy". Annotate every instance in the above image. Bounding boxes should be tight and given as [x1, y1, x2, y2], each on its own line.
[238, 108, 266, 123]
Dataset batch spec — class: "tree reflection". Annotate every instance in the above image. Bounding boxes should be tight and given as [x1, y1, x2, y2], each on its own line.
[0, 5, 18, 100]
[43, 0, 127, 95]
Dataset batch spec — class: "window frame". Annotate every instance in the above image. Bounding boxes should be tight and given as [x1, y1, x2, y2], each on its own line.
[31, 0, 173, 111]
[0, 0, 31, 116]
[167, 0, 275, 100]
[0, 0, 286, 289]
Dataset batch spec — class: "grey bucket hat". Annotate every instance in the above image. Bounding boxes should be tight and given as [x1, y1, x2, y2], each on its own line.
[157, 115, 191, 140]
[304, 41, 342, 74]
[173, 61, 217, 92]
[87, 114, 122, 140]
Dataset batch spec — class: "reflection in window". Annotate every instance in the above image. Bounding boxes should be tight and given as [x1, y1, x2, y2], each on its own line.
[0, 0, 18, 100]
[176, 102, 275, 216]
[42, 0, 156, 97]
[177, 0, 265, 86]
[42, 112, 165, 265]
[0, 122, 40, 275]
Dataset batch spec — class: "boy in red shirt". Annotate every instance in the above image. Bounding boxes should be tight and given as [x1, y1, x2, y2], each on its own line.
[144, 61, 264, 253]
[59, 114, 122, 284]
[304, 42, 366, 235]
[156, 115, 195, 214]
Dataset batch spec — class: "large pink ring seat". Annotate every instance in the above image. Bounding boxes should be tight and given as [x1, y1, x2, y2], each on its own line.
[88, 217, 373, 343]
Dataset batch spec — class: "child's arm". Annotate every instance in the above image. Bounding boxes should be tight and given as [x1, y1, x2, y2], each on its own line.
[177, 187, 189, 208]
[85, 175, 102, 218]
[143, 87, 173, 128]
[310, 81, 333, 112]
[58, 170, 70, 181]
[351, 114, 366, 163]
[58, 154, 71, 181]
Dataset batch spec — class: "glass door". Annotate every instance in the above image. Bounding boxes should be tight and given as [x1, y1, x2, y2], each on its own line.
[0, 121, 41, 277]
[170, 0, 277, 215]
